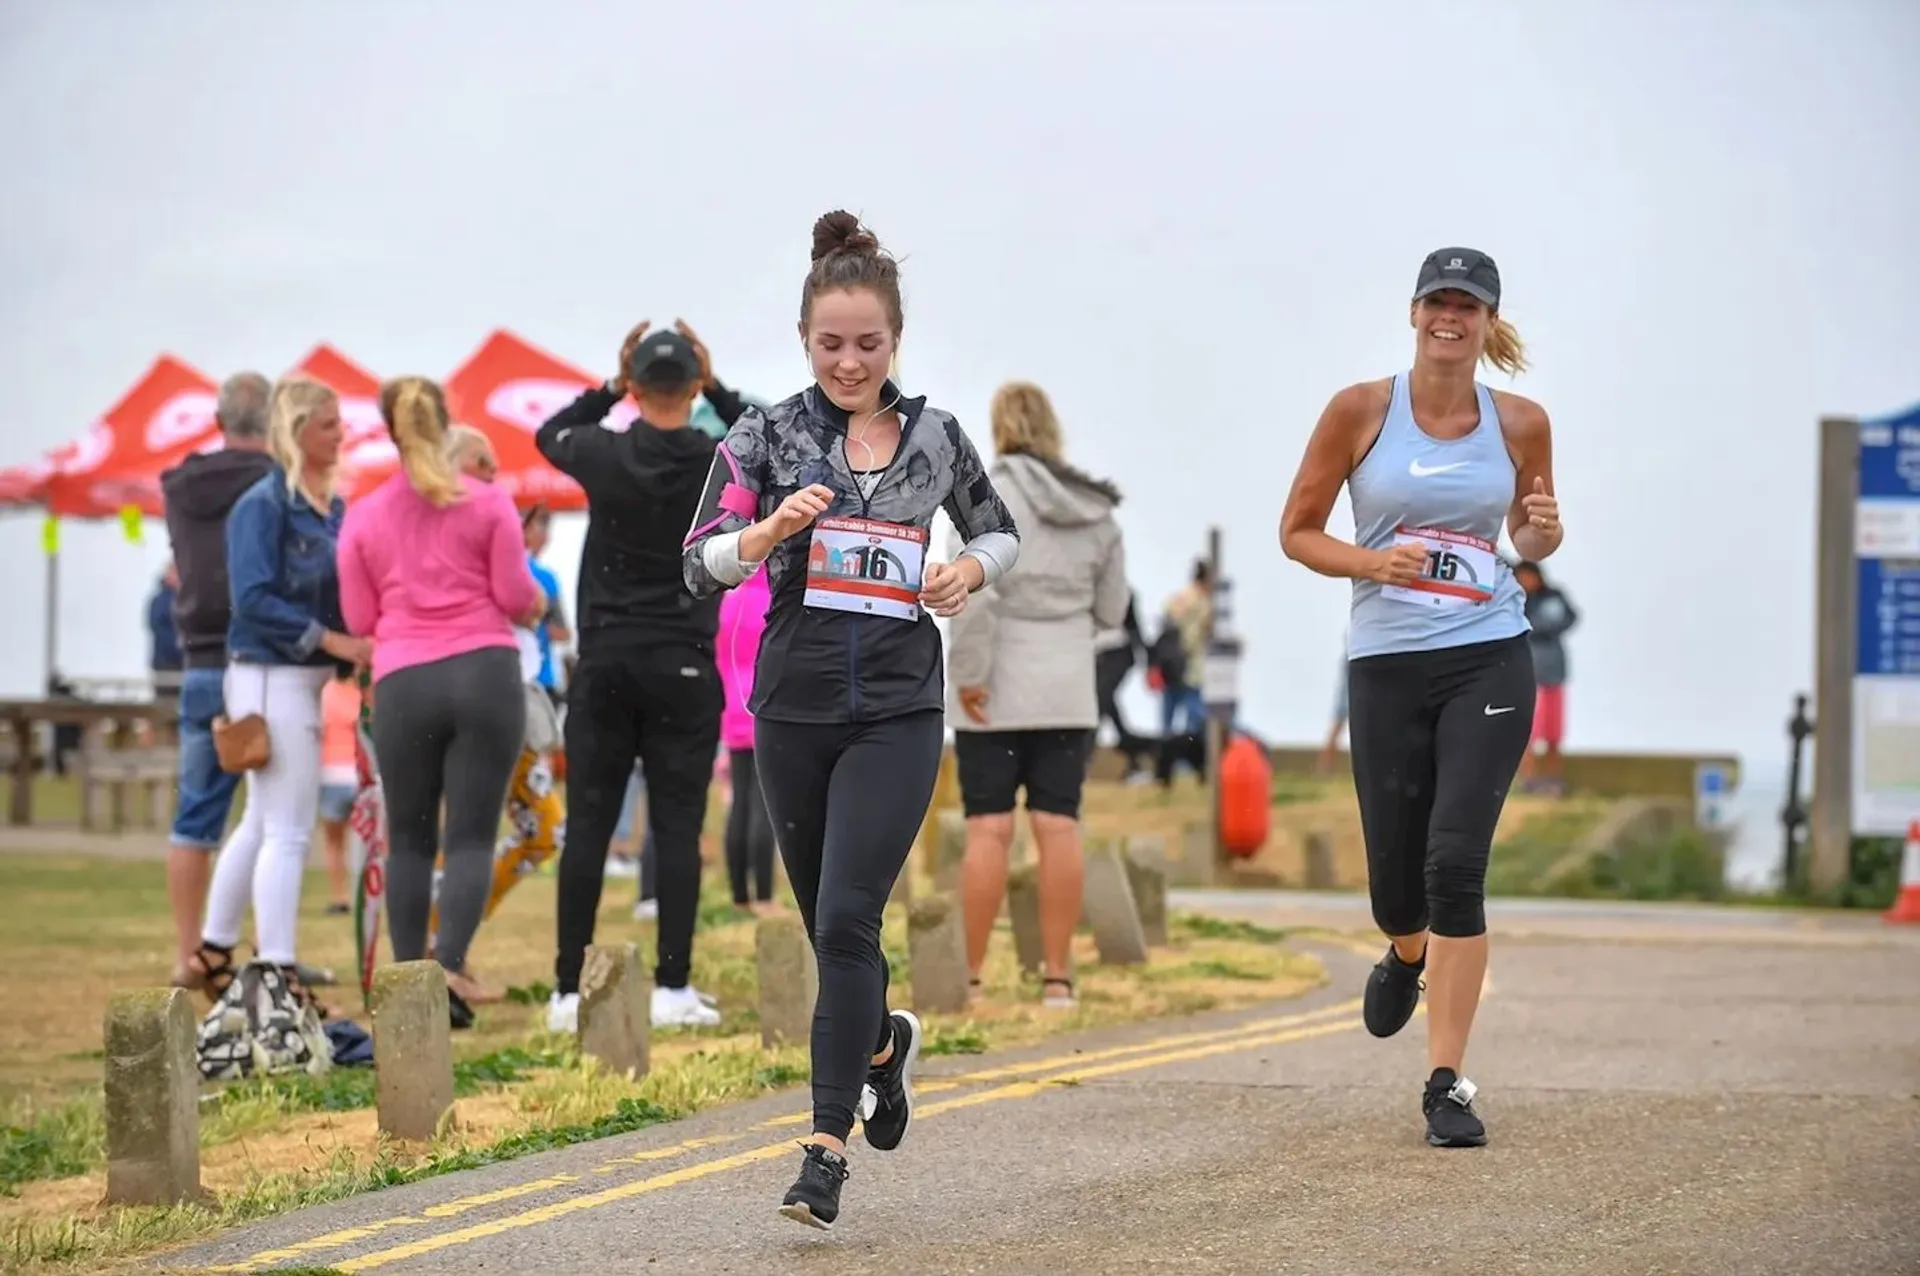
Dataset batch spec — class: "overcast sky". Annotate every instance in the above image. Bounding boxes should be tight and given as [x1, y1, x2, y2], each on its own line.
[2, 0, 1916, 769]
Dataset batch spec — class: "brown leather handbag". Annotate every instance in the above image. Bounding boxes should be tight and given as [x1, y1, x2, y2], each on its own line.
[212, 669, 271, 773]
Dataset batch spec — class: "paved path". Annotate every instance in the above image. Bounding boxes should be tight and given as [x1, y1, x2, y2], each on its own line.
[162, 896, 1920, 1275]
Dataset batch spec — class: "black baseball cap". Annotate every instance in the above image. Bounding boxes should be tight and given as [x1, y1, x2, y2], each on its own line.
[1413, 247, 1501, 309]
[626, 331, 702, 388]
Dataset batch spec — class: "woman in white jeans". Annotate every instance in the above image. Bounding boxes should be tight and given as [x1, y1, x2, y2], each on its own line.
[184, 377, 372, 1009]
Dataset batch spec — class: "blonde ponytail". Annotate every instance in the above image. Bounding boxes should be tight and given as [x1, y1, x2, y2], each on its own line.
[379, 376, 462, 508]
[267, 376, 341, 505]
[1482, 316, 1529, 377]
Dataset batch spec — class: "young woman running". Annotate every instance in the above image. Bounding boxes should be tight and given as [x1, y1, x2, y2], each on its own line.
[1279, 247, 1563, 1148]
[683, 210, 1020, 1230]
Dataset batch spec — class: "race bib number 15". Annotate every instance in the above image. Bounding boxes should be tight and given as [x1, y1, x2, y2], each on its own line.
[1380, 525, 1498, 608]
[804, 516, 928, 621]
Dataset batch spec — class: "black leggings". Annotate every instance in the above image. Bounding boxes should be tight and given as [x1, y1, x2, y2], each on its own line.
[754, 709, 944, 1142]
[1347, 635, 1534, 940]
[370, 647, 525, 973]
[726, 748, 776, 904]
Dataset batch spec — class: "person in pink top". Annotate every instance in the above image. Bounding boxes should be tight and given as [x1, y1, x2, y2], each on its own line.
[335, 375, 541, 1028]
[716, 563, 776, 912]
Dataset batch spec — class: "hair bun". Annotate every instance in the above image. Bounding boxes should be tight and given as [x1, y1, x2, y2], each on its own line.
[811, 209, 880, 263]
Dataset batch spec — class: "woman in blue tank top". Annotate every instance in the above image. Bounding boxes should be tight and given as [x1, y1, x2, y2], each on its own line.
[1278, 247, 1565, 1149]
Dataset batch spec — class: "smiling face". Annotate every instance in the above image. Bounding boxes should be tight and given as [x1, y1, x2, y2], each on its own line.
[802, 287, 897, 415]
[1410, 290, 1492, 369]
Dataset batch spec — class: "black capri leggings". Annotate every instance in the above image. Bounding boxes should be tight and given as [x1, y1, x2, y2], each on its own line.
[726, 747, 776, 904]
[754, 709, 944, 1143]
[371, 646, 525, 974]
[1347, 635, 1534, 940]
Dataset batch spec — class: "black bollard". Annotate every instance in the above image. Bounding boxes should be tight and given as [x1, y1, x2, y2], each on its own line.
[1781, 692, 1815, 885]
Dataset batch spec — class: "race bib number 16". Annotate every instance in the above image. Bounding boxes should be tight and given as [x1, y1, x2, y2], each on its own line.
[805, 516, 928, 621]
[1380, 525, 1498, 608]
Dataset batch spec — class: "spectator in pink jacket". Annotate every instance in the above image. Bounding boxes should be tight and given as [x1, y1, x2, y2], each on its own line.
[336, 376, 541, 1028]
[716, 563, 776, 912]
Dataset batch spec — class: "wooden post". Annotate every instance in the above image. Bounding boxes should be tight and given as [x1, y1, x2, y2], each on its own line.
[1809, 415, 1858, 895]
[1203, 527, 1225, 867]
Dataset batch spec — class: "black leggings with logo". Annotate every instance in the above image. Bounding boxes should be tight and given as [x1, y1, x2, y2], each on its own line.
[753, 709, 944, 1142]
[1347, 635, 1535, 940]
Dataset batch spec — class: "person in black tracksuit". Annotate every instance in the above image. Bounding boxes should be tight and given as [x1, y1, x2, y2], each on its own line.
[535, 321, 754, 1034]
[683, 211, 1020, 1231]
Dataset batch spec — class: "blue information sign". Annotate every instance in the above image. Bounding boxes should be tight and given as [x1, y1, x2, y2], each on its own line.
[1851, 402, 1920, 836]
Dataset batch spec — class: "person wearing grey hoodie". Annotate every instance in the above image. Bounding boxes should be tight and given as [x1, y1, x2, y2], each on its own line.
[948, 381, 1128, 1010]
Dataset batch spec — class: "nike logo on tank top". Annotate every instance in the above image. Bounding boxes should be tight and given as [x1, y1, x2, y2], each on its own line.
[1345, 373, 1529, 660]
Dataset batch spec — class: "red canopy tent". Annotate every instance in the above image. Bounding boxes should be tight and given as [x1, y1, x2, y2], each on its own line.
[439, 329, 638, 512]
[1, 355, 223, 687]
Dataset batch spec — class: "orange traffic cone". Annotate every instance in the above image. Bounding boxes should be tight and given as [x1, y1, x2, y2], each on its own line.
[1884, 820, 1920, 924]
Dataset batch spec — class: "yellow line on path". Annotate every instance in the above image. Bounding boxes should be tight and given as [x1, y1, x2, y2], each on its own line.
[322, 1012, 1371, 1273]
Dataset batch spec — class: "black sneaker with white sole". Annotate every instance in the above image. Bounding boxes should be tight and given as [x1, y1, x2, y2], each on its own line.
[861, 1010, 921, 1152]
[1423, 1068, 1488, 1147]
[779, 1144, 850, 1229]
[1363, 945, 1426, 1038]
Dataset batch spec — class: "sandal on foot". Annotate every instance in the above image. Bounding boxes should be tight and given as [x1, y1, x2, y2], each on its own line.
[181, 942, 237, 1002]
[1041, 976, 1077, 1009]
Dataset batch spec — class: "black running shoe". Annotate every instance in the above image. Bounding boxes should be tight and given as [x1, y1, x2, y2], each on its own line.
[1363, 945, 1425, 1038]
[861, 1010, 921, 1152]
[1423, 1068, 1488, 1147]
[447, 988, 475, 1031]
[779, 1144, 850, 1230]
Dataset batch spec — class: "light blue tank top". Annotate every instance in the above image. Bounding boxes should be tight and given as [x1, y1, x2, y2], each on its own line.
[1345, 373, 1529, 660]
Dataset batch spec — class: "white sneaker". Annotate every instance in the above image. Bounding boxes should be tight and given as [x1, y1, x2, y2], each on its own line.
[547, 991, 580, 1033]
[651, 984, 721, 1028]
[605, 856, 640, 880]
[632, 898, 659, 921]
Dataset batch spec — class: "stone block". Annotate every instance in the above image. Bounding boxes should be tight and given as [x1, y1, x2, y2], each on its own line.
[1302, 830, 1336, 889]
[1124, 835, 1169, 947]
[932, 811, 969, 892]
[103, 988, 202, 1206]
[579, 942, 650, 1078]
[1082, 841, 1150, 966]
[1005, 861, 1044, 975]
[371, 960, 454, 1142]
[907, 894, 971, 1014]
[1168, 819, 1217, 887]
[755, 913, 818, 1047]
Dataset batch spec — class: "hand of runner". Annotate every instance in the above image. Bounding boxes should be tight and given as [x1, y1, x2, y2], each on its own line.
[958, 685, 990, 725]
[769, 484, 835, 537]
[1368, 543, 1428, 586]
[611, 321, 652, 394]
[1521, 477, 1560, 535]
[920, 561, 970, 616]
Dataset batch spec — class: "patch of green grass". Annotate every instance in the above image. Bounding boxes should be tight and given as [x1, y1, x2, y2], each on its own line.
[1167, 913, 1289, 945]
[0, 1101, 99, 1196]
[920, 1024, 989, 1057]
[1484, 805, 1607, 897]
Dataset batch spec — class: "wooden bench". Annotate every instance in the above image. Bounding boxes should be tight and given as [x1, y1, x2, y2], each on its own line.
[76, 746, 179, 833]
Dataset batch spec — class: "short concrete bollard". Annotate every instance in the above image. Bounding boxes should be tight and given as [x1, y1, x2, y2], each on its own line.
[907, 894, 972, 1014]
[756, 913, 818, 1047]
[1081, 840, 1150, 966]
[372, 961, 454, 1142]
[933, 811, 969, 893]
[1170, 819, 1216, 887]
[1124, 835, 1170, 947]
[1005, 861, 1045, 975]
[579, 943, 650, 1078]
[1302, 830, 1336, 889]
[103, 988, 202, 1206]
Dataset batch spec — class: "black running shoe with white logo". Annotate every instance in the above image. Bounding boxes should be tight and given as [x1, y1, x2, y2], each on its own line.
[1423, 1068, 1488, 1147]
[1363, 945, 1425, 1038]
[779, 1144, 850, 1229]
[861, 1010, 921, 1152]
